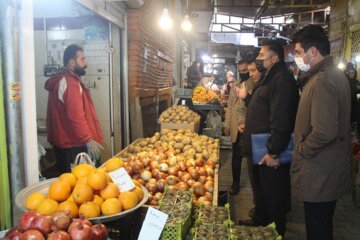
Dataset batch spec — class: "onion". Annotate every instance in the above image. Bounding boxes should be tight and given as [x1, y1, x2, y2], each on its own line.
[198, 175, 207, 184]
[203, 181, 214, 193]
[185, 159, 195, 169]
[187, 179, 195, 188]
[132, 173, 140, 180]
[90, 224, 108, 240]
[148, 178, 157, 184]
[141, 170, 152, 182]
[192, 182, 205, 197]
[205, 192, 213, 201]
[197, 196, 208, 205]
[158, 172, 168, 180]
[146, 182, 158, 194]
[166, 176, 179, 185]
[150, 199, 159, 206]
[168, 166, 179, 176]
[153, 192, 163, 201]
[140, 157, 149, 167]
[206, 160, 216, 168]
[156, 179, 167, 193]
[159, 163, 169, 172]
[177, 171, 185, 178]
[176, 182, 189, 191]
[167, 156, 177, 166]
[181, 173, 192, 182]
[206, 176, 214, 182]
[124, 164, 133, 175]
[198, 167, 207, 177]
[138, 178, 145, 186]
[132, 161, 144, 174]
[167, 185, 178, 191]
[205, 166, 214, 177]
[204, 201, 212, 206]
[189, 169, 200, 181]
[51, 211, 71, 231]
[69, 222, 92, 240]
[178, 161, 187, 172]
[151, 169, 161, 179]
[149, 161, 159, 170]
[195, 159, 204, 167]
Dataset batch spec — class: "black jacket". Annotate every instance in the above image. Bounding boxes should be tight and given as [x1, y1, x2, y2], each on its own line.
[243, 61, 299, 158]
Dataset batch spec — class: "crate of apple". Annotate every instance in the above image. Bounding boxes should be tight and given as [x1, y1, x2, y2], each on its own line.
[4, 210, 108, 240]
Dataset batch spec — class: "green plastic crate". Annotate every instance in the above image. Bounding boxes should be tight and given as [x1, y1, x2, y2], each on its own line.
[159, 205, 192, 240]
[192, 223, 231, 240]
[159, 188, 193, 208]
[195, 203, 232, 226]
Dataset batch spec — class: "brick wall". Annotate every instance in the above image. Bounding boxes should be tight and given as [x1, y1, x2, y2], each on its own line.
[127, 0, 176, 139]
[128, 0, 175, 93]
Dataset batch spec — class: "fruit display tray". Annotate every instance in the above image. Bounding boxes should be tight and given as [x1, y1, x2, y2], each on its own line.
[229, 224, 281, 240]
[192, 223, 231, 240]
[15, 178, 149, 223]
[194, 204, 232, 226]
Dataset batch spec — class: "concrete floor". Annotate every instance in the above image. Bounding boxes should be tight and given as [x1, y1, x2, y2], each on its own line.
[218, 149, 360, 240]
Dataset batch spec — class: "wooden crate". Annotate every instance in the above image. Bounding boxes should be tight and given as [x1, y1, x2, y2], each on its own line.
[213, 164, 219, 206]
[160, 121, 200, 133]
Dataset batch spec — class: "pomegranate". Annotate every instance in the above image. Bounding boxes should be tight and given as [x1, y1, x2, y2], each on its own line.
[4, 227, 22, 240]
[47, 230, 71, 240]
[18, 211, 39, 232]
[19, 230, 45, 240]
[89, 224, 108, 240]
[30, 215, 54, 235]
[68, 215, 92, 233]
[51, 211, 71, 231]
[68, 223, 92, 240]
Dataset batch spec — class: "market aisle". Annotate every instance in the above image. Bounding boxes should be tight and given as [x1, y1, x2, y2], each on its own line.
[219, 149, 360, 240]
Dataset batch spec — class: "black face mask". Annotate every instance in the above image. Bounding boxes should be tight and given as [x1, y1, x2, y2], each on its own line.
[239, 72, 250, 81]
[74, 66, 86, 77]
[255, 59, 267, 74]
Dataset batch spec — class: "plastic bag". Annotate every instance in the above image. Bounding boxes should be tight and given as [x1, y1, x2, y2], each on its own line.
[205, 110, 223, 138]
[71, 152, 96, 170]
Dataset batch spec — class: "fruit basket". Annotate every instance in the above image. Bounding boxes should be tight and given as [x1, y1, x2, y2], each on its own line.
[229, 224, 281, 240]
[15, 178, 149, 223]
[194, 204, 232, 226]
[192, 223, 231, 240]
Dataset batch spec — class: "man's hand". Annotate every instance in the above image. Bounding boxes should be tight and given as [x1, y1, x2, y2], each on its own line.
[86, 140, 104, 160]
[259, 153, 280, 169]
[224, 127, 230, 136]
[236, 82, 247, 99]
[238, 123, 245, 133]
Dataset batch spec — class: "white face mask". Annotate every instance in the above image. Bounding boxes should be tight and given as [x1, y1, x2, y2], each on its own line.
[295, 50, 313, 72]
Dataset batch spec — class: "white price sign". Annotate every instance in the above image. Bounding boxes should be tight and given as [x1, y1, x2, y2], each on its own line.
[138, 207, 168, 240]
[109, 167, 135, 192]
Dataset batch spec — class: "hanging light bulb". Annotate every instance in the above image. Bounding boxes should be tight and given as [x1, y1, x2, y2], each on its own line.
[337, 61, 345, 70]
[159, 1, 173, 30]
[182, 14, 192, 31]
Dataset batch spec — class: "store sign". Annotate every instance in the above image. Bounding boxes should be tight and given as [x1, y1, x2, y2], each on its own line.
[138, 207, 168, 240]
[109, 167, 135, 192]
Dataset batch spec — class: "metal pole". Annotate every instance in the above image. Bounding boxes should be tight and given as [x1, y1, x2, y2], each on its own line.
[0, 0, 26, 225]
[108, 22, 115, 156]
[122, 15, 130, 146]
[19, 0, 39, 186]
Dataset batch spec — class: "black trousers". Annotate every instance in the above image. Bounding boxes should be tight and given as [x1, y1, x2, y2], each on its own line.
[232, 133, 243, 183]
[252, 164, 291, 237]
[304, 200, 337, 240]
[53, 146, 87, 175]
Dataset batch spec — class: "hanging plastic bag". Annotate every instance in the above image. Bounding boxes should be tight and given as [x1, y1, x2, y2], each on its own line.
[204, 110, 223, 138]
[71, 152, 96, 170]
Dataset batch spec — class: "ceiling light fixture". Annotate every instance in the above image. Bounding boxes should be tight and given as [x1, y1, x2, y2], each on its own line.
[159, 0, 173, 30]
[181, 0, 192, 31]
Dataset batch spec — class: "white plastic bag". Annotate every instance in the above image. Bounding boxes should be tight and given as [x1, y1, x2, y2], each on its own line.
[71, 152, 96, 170]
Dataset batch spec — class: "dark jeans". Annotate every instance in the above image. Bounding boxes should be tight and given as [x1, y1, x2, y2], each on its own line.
[252, 164, 291, 236]
[53, 146, 87, 175]
[304, 200, 337, 240]
[247, 158, 256, 204]
[232, 133, 243, 183]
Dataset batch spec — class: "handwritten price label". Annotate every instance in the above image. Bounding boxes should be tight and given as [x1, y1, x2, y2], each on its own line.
[109, 167, 135, 192]
[138, 207, 168, 240]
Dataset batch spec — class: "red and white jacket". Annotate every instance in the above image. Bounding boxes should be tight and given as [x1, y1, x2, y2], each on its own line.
[45, 68, 103, 148]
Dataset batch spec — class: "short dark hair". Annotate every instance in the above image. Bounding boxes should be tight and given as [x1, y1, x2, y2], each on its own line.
[238, 59, 248, 65]
[262, 40, 284, 61]
[293, 24, 330, 56]
[63, 44, 83, 66]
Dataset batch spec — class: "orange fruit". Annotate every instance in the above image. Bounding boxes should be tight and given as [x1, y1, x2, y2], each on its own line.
[57, 201, 79, 218]
[67, 195, 75, 202]
[72, 184, 94, 205]
[101, 198, 122, 216]
[118, 192, 138, 210]
[36, 198, 59, 215]
[48, 180, 71, 202]
[131, 186, 144, 202]
[132, 179, 141, 187]
[87, 170, 107, 190]
[78, 201, 100, 218]
[76, 176, 88, 186]
[93, 195, 104, 207]
[59, 173, 77, 189]
[100, 183, 120, 200]
[105, 173, 112, 183]
[105, 158, 124, 172]
[25, 192, 45, 210]
[72, 164, 95, 179]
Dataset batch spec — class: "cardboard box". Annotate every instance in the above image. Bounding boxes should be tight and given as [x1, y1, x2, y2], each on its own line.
[160, 121, 200, 133]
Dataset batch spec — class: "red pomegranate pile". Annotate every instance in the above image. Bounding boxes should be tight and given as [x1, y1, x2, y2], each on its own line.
[4, 210, 108, 240]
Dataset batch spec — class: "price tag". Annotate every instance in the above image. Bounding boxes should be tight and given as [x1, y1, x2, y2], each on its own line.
[109, 167, 135, 192]
[182, 99, 186, 105]
[138, 207, 168, 240]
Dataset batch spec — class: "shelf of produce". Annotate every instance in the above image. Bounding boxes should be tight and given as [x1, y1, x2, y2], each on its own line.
[15, 178, 149, 223]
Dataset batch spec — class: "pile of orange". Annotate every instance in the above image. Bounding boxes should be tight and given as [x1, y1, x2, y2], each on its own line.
[24, 160, 144, 218]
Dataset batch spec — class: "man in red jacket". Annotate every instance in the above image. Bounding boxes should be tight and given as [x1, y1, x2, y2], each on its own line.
[45, 44, 103, 174]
